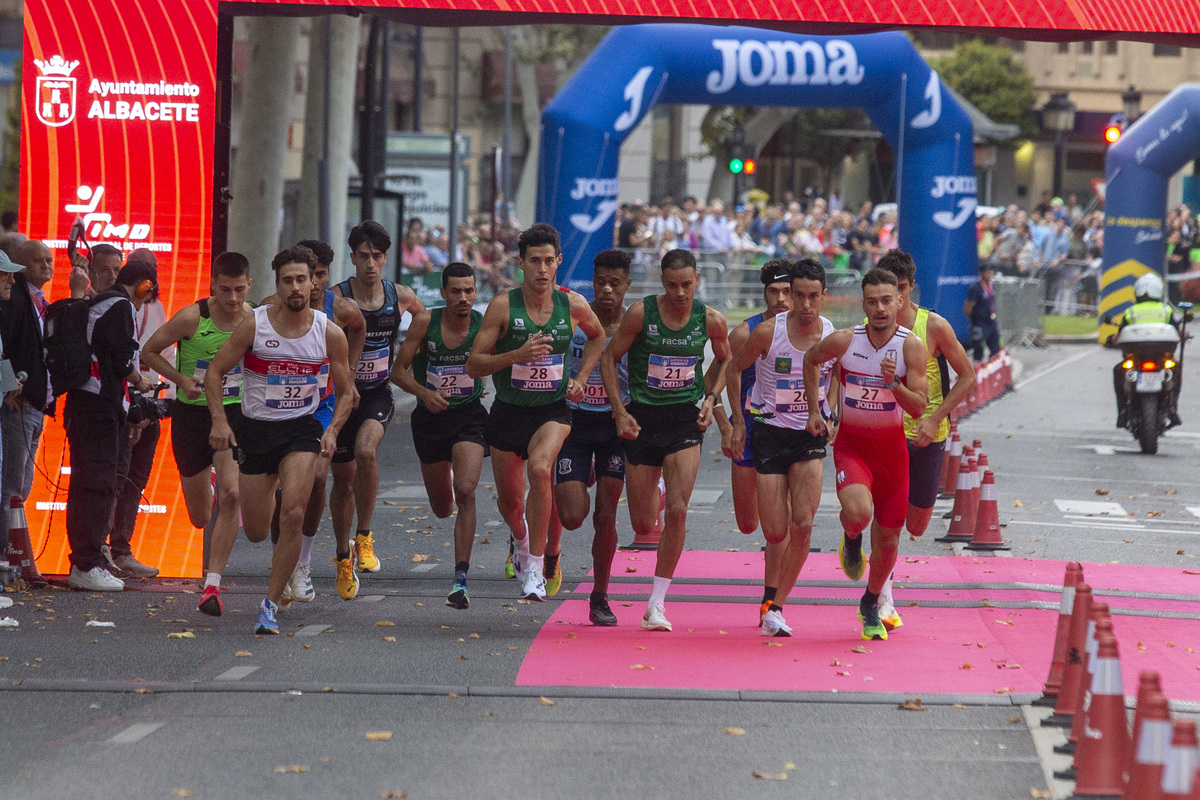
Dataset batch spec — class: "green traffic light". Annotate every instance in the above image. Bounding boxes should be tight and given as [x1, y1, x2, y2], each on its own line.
[729, 158, 744, 174]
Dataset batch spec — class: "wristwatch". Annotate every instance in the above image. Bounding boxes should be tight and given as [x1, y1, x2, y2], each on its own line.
[885, 376, 901, 390]
[705, 391, 720, 404]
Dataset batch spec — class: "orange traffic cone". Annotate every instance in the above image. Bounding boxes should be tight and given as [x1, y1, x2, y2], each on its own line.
[1058, 605, 1112, 766]
[625, 477, 665, 550]
[965, 470, 1008, 550]
[5, 496, 46, 587]
[1159, 719, 1199, 800]
[945, 445, 973, 519]
[939, 458, 977, 542]
[1070, 633, 1132, 798]
[1045, 582, 1093, 728]
[1126, 686, 1170, 800]
[968, 456, 981, 521]
[1035, 562, 1083, 707]
[940, 432, 963, 498]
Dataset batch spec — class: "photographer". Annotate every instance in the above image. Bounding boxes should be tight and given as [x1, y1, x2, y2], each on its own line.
[64, 260, 157, 591]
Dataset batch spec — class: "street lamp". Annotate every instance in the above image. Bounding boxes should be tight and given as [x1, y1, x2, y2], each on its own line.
[1043, 93, 1076, 198]
[1122, 85, 1143, 124]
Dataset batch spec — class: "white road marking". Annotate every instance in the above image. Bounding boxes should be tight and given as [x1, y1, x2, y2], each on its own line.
[356, 595, 385, 602]
[689, 490, 724, 505]
[1015, 348, 1096, 390]
[295, 624, 331, 637]
[411, 563, 437, 572]
[214, 666, 259, 681]
[110, 722, 165, 744]
[1054, 499, 1128, 516]
[377, 486, 431, 501]
[1188, 507, 1200, 519]
[1063, 514, 1141, 525]
[1008, 519, 1200, 536]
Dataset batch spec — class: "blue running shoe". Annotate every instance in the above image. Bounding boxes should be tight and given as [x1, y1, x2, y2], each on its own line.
[255, 599, 280, 635]
[446, 573, 470, 609]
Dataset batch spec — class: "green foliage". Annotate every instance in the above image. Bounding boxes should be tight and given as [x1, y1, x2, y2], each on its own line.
[513, 25, 610, 70]
[929, 40, 1037, 139]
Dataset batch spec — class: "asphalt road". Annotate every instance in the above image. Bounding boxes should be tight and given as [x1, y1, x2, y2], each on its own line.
[1, 341, 1197, 800]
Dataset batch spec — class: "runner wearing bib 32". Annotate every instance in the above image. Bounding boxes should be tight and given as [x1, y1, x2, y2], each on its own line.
[728, 257, 837, 637]
[467, 223, 605, 602]
[142, 252, 255, 617]
[804, 268, 927, 642]
[392, 262, 489, 610]
[331, 221, 425, 577]
[602, 248, 731, 633]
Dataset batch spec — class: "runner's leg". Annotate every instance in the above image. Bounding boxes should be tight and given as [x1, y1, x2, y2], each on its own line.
[590, 475, 623, 599]
[775, 459, 822, 606]
[449, 440, 485, 567]
[732, 462, 759, 534]
[351, 419, 386, 533]
[524, 421, 572, 558]
[267, 451, 319, 604]
[655, 444, 701, 580]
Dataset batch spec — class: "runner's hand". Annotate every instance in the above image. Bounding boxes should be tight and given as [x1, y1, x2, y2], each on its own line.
[880, 355, 897, 387]
[697, 398, 715, 431]
[422, 388, 450, 413]
[209, 420, 236, 451]
[615, 410, 641, 441]
[514, 333, 553, 363]
[319, 429, 337, 458]
[565, 377, 585, 404]
[914, 416, 938, 448]
[806, 413, 827, 439]
[727, 424, 744, 459]
[350, 385, 361, 410]
[179, 375, 203, 401]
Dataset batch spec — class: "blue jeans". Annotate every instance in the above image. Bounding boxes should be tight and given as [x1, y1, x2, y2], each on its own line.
[1, 403, 44, 552]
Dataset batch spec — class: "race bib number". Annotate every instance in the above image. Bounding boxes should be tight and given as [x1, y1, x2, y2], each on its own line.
[355, 347, 390, 383]
[194, 360, 242, 399]
[774, 378, 808, 414]
[264, 374, 318, 410]
[647, 354, 697, 391]
[581, 370, 609, 406]
[427, 363, 474, 398]
[512, 355, 564, 392]
[843, 373, 896, 413]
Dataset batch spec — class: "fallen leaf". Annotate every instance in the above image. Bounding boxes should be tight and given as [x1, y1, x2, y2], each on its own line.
[1013, 500, 1024, 507]
[1095, 488, 1109, 496]
[1178, 550, 1188, 556]
[480, 711, 493, 717]
[1030, 789, 1052, 798]
[469, 633, 480, 639]
[365, 731, 393, 741]
[447, 693, 460, 698]
[752, 771, 788, 781]
[381, 793, 407, 799]
[898, 698, 926, 711]
[1009, 717, 1021, 724]
[375, 621, 396, 627]
[134, 688, 154, 694]
[724, 727, 746, 735]
[167, 631, 195, 639]
[273, 765, 309, 773]
[235, 650, 252, 657]
[383, 636, 396, 642]
[850, 646, 872, 654]
[994, 620, 1014, 626]
[994, 687, 1015, 694]
[172, 790, 195, 798]
[411, 554, 430, 563]
[630, 664, 654, 670]
[830, 658, 842, 667]
[625, 567, 637, 573]
[538, 697, 555, 706]
[960, 663, 974, 670]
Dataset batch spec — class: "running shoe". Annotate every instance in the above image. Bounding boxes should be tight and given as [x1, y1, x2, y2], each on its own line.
[197, 585, 222, 617]
[511, 544, 527, 583]
[641, 602, 672, 631]
[838, 533, 865, 582]
[522, 563, 547, 602]
[878, 596, 903, 631]
[255, 599, 280, 635]
[589, 597, 618, 627]
[290, 562, 315, 603]
[334, 553, 359, 600]
[446, 573, 470, 609]
[504, 536, 516, 579]
[355, 531, 380, 573]
[544, 552, 562, 598]
[858, 600, 888, 641]
[761, 608, 793, 638]
[759, 599, 771, 625]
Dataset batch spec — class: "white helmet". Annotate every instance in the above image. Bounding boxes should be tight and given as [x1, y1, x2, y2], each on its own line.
[1134, 272, 1165, 302]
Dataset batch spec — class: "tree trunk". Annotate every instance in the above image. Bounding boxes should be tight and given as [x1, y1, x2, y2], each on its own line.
[296, 17, 327, 244]
[512, 27, 541, 228]
[228, 17, 300, 299]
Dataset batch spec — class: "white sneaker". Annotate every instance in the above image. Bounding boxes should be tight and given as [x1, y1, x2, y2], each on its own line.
[522, 564, 546, 602]
[512, 546, 527, 583]
[878, 596, 903, 631]
[69, 565, 124, 592]
[289, 562, 315, 603]
[641, 602, 672, 631]
[761, 608, 793, 637]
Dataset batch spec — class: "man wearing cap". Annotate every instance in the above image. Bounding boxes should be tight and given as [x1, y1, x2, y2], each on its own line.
[63, 260, 158, 591]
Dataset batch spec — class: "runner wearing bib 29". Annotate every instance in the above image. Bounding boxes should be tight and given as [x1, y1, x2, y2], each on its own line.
[602, 248, 731, 633]
[467, 223, 605, 602]
[803, 268, 927, 642]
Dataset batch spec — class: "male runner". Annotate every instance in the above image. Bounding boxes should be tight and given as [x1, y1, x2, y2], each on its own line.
[602, 248, 731, 632]
[874, 250, 975, 630]
[553, 249, 633, 625]
[391, 262, 488, 609]
[142, 252, 255, 615]
[717, 260, 793, 623]
[466, 223, 604, 601]
[205, 245, 353, 634]
[803, 268, 927, 641]
[332, 221, 424, 576]
[261, 239, 365, 603]
[728, 258, 836, 637]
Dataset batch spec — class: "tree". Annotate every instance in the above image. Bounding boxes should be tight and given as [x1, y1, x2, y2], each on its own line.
[929, 40, 1037, 139]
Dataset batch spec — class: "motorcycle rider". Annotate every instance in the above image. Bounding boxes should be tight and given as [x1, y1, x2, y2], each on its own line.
[1110, 272, 1188, 429]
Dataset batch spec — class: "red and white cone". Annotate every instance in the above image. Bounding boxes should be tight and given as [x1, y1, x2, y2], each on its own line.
[1126, 688, 1170, 800]
[5, 496, 46, 586]
[939, 458, 977, 541]
[1045, 582, 1093, 727]
[1035, 562, 1083, 707]
[940, 431, 963, 498]
[944, 444, 973, 520]
[1059, 606, 1112, 767]
[1160, 719, 1199, 800]
[965, 470, 1007, 550]
[968, 455, 981, 520]
[1070, 633, 1131, 798]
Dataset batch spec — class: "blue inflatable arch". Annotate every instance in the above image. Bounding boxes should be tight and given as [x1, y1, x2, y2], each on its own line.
[1100, 83, 1200, 340]
[537, 23, 979, 339]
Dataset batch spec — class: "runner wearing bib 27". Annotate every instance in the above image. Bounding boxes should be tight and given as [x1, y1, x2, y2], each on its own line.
[873, 250, 975, 631]
[602, 248, 731, 633]
[552, 249, 633, 625]
[728, 257, 837, 638]
[804, 268, 927, 642]
[142, 252, 255, 617]
[391, 262, 489, 610]
[467, 223, 605, 602]
[331, 221, 425, 578]
[205, 245, 354, 635]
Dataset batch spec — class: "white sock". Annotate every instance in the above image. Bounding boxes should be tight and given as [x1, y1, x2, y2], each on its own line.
[649, 576, 671, 606]
[882, 572, 894, 603]
[529, 553, 544, 574]
[298, 535, 314, 566]
[517, 533, 531, 558]
[204, 572, 221, 589]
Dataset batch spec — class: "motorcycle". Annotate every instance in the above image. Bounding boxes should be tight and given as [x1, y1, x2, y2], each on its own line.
[1105, 301, 1192, 454]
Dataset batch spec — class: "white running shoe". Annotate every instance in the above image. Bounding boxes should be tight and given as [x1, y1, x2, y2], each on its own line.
[878, 596, 903, 631]
[522, 563, 546, 601]
[512, 545, 527, 583]
[641, 602, 672, 631]
[290, 562, 315, 603]
[68, 565, 124, 592]
[760, 608, 793, 637]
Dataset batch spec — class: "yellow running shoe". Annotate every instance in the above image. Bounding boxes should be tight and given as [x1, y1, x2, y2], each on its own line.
[355, 531, 380, 573]
[838, 534, 865, 582]
[334, 552, 359, 599]
[545, 552, 562, 598]
[504, 536, 516, 579]
[857, 602, 888, 641]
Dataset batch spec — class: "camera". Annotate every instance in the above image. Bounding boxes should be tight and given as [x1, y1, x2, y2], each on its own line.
[126, 382, 170, 424]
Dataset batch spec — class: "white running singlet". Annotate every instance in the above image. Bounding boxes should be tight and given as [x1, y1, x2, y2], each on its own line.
[838, 324, 912, 436]
[241, 306, 329, 421]
[751, 315, 836, 430]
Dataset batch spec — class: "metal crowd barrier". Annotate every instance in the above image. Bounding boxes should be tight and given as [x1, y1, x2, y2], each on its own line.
[993, 276, 1046, 349]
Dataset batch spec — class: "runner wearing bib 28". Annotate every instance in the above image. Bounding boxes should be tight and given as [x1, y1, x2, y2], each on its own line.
[467, 224, 605, 602]
[803, 268, 927, 642]
[602, 248, 731, 633]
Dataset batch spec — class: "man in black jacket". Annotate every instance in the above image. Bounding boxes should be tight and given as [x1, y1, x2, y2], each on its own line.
[64, 260, 156, 591]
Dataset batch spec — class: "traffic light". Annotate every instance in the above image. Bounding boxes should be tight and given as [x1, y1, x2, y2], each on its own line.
[1104, 113, 1127, 144]
[743, 158, 756, 175]
[728, 158, 744, 174]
